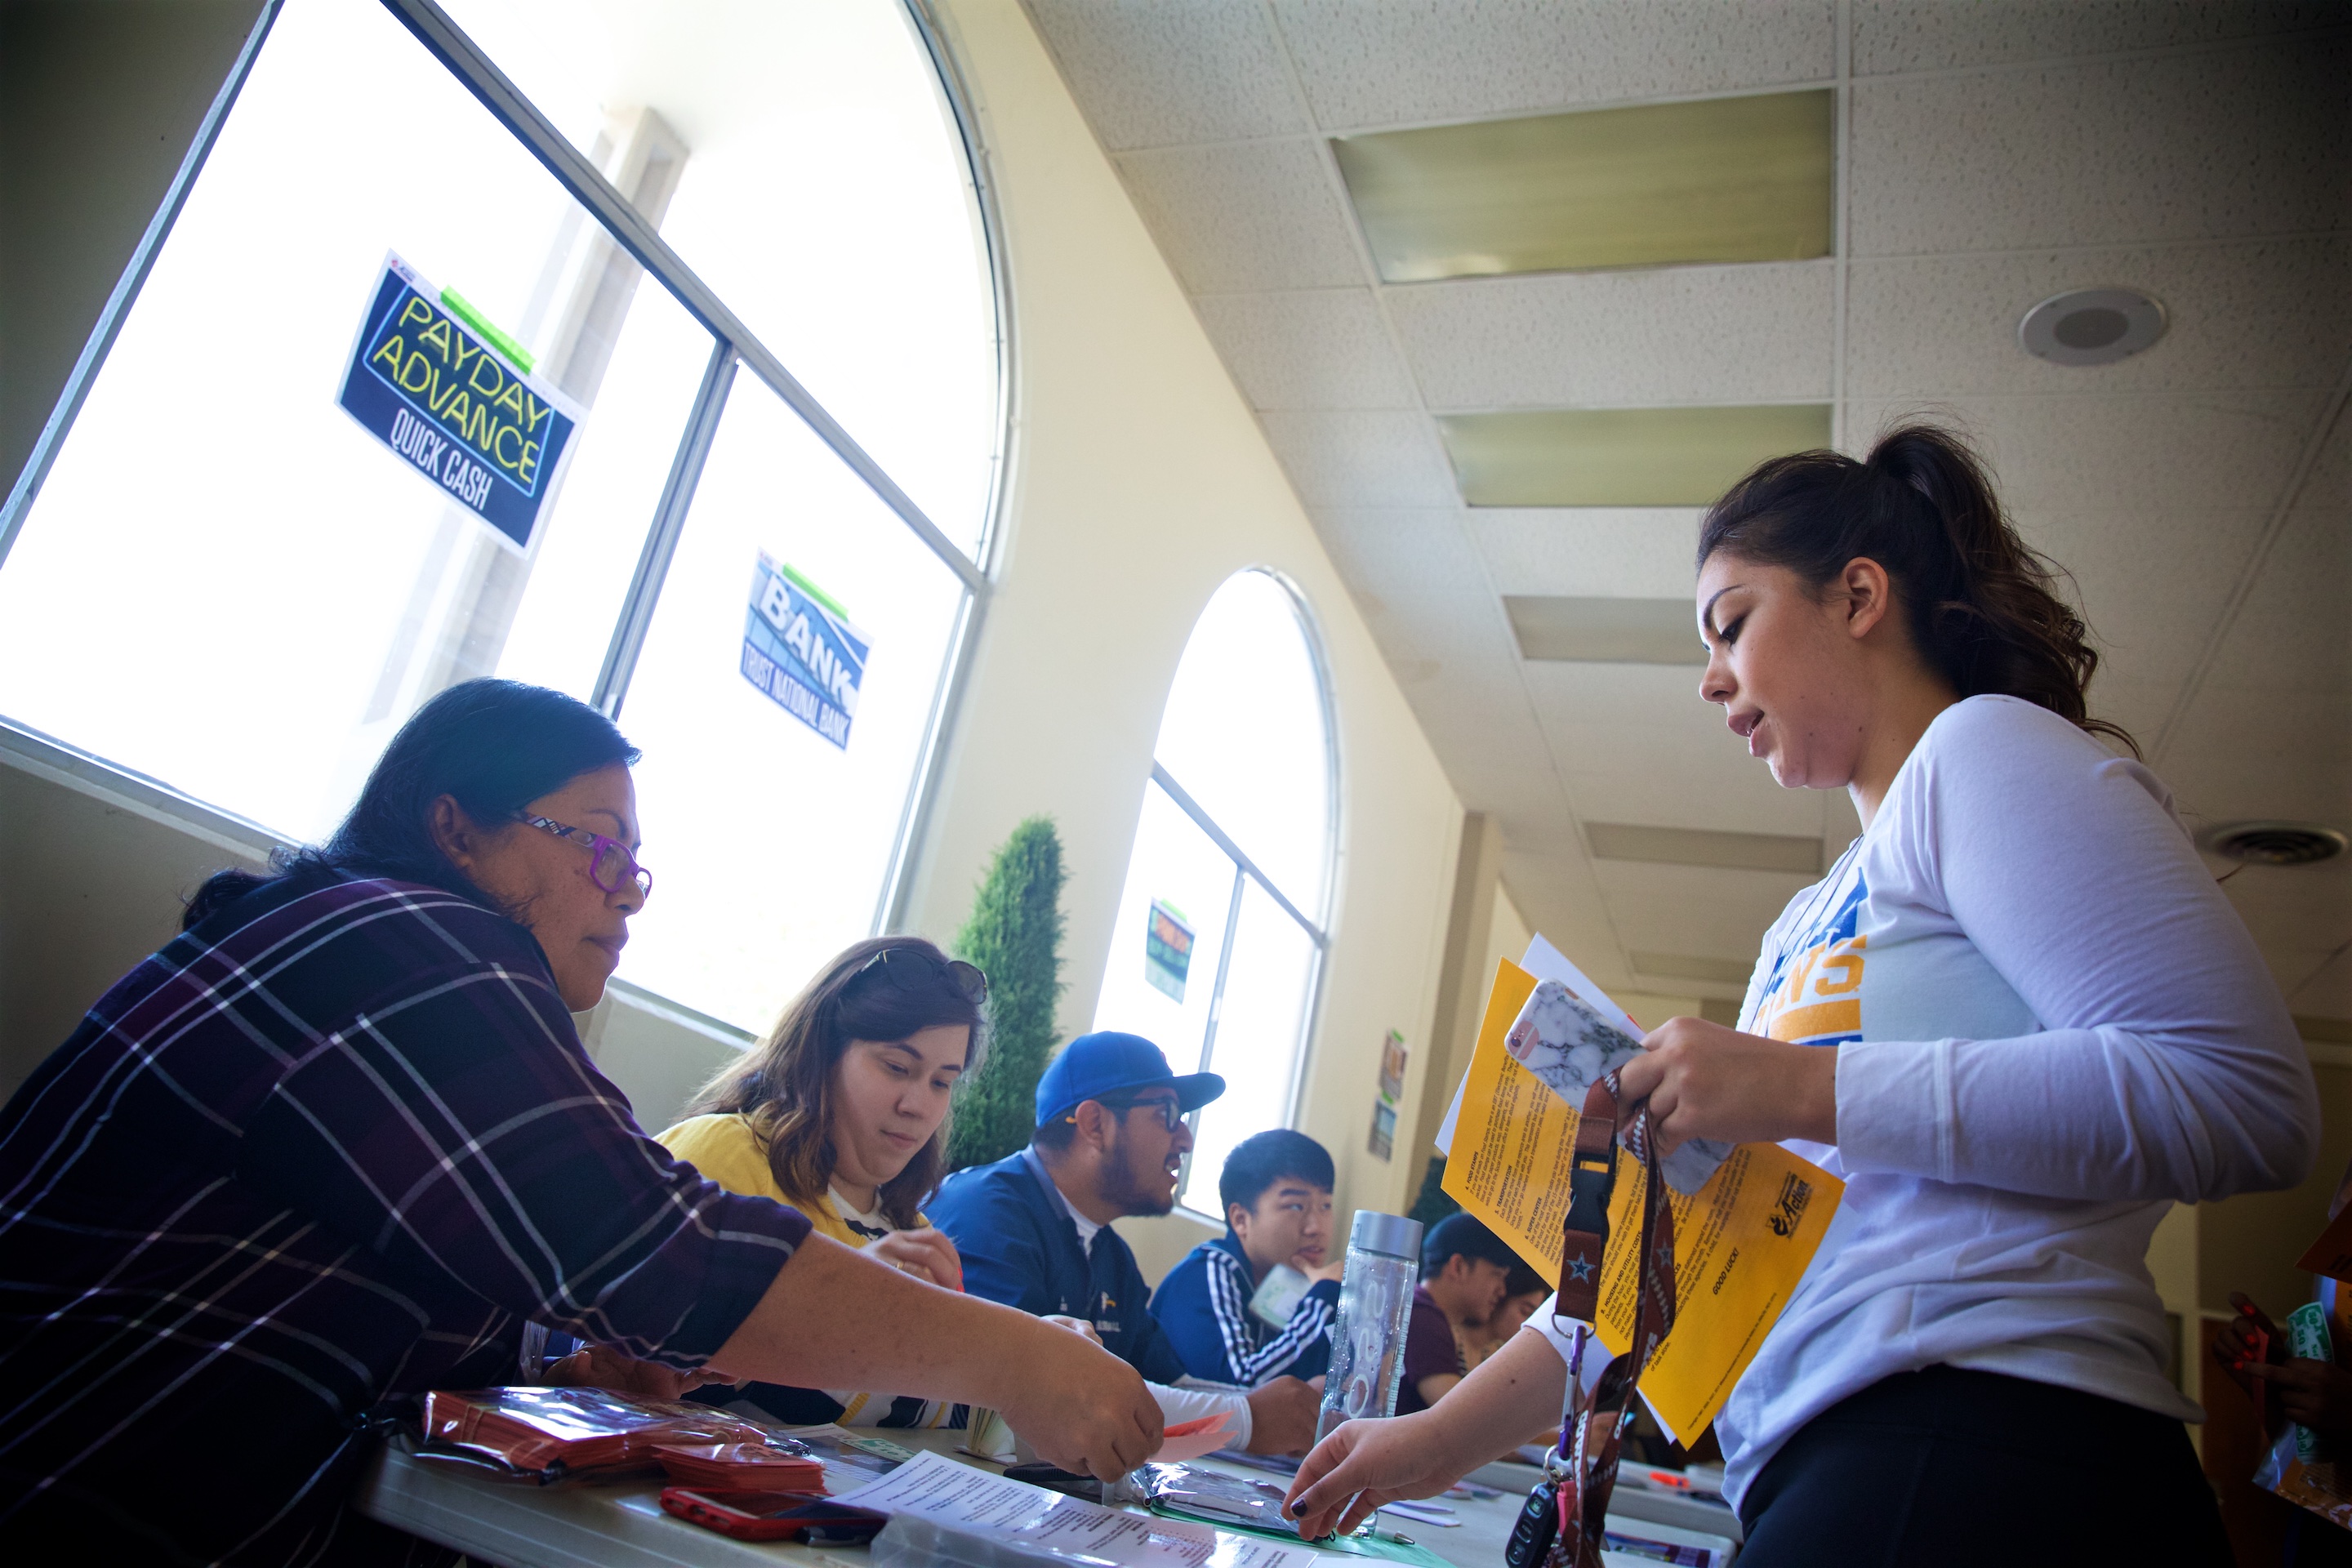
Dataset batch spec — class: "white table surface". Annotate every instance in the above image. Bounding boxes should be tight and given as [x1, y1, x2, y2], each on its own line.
[354, 1428, 1737, 1568]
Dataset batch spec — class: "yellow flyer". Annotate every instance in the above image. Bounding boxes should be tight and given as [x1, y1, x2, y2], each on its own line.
[1441, 959, 1843, 1441]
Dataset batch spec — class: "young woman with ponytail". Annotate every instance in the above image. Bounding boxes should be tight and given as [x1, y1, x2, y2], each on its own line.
[1288, 425, 2319, 1565]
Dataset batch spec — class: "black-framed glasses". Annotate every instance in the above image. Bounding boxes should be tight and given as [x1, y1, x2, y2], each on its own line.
[1097, 1094, 1183, 1134]
[854, 946, 989, 1006]
[517, 814, 653, 898]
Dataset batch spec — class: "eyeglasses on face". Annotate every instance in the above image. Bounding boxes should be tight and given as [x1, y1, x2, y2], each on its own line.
[854, 946, 990, 1007]
[516, 815, 653, 898]
[1098, 1095, 1184, 1134]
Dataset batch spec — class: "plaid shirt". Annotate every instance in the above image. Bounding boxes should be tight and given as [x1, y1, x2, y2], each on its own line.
[0, 875, 809, 1564]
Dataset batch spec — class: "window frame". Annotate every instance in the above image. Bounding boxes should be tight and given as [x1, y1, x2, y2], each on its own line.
[1142, 568, 1343, 1222]
[0, 0, 1011, 974]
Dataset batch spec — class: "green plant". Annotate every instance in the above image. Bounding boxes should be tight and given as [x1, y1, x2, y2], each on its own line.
[1406, 1152, 1460, 1229]
[946, 816, 1067, 1171]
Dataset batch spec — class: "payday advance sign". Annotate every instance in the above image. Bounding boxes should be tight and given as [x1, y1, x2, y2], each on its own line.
[336, 253, 580, 550]
[742, 553, 871, 750]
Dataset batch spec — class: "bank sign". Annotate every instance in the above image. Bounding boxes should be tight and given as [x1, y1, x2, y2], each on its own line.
[336, 253, 580, 550]
[742, 553, 871, 750]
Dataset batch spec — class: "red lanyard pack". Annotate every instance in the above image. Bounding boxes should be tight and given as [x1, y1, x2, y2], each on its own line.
[1516, 1071, 1680, 1568]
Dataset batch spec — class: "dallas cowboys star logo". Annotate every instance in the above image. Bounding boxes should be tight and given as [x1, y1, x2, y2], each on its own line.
[1566, 1254, 1596, 1282]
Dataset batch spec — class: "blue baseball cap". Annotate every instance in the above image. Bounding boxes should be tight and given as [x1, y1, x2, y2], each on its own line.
[1034, 1031, 1226, 1126]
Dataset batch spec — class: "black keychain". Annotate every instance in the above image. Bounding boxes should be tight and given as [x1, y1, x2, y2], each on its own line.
[1507, 1070, 1680, 1568]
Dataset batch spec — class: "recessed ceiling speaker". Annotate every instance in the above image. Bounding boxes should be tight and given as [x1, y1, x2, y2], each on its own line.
[2018, 286, 2167, 367]
[2201, 821, 2349, 867]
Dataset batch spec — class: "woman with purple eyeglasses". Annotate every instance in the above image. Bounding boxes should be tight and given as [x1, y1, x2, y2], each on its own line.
[0, 678, 1160, 1566]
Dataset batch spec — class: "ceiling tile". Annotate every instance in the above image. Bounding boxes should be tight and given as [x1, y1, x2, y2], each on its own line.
[1851, 0, 2344, 76]
[1587, 820, 1824, 874]
[2286, 946, 2352, 1018]
[1269, 0, 1835, 131]
[1629, 951, 1757, 987]
[2022, 509, 2272, 691]
[1468, 510, 1702, 599]
[1597, 863, 1813, 964]
[1390, 262, 1834, 410]
[1517, 658, 1731, 739]
[1846, 238, 2352, 399]
[1114, 140, 1365, 293]
[2087, 675, 2188, 755]
[1504, 596, 1707, 665]
[1257, 408, 1461, 506]
[1021, 0, 1307, 150]
[1498, 845, 1633, 987]
[2158, 683, 2351, 826]
[2197, 411, 2352, 696]
[1847, 34, 2350, 256]
[1562, 768, 1827, 840]
[1441, 405, 1832, 506]
[1311, 508, 1496, 601]
[1844, 393, 2324, 518]
[1331, 91, 1833, 281]
[1192, 290, 1417, 410]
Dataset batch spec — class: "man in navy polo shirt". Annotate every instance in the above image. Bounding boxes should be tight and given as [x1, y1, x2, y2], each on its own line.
[929, 1032, 1320, 1454]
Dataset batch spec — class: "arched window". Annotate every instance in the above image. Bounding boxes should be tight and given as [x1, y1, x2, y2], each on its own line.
[0, 0, 1001, 1033]
[1093, 570, 1337, 1217]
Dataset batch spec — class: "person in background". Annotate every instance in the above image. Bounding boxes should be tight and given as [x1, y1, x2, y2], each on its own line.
[0, 680, 1159, 1566]
[1462, 1257, 1550, 1370]
[1397, 1213, 1520, 1413]
[2212, 1160, 2352, 1557]
[1286, 425, 2319, 1567]
[658, 936, 988, 1429]
[1152, 1129, 1343, 1387]
[929, 1033, 1322, 1454]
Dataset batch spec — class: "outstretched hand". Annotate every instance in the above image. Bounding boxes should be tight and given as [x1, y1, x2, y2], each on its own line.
[1616, 1017, 1838, 1154]
[1282, 1413, 1465, 1539]
[547, 1343, 731, 1402]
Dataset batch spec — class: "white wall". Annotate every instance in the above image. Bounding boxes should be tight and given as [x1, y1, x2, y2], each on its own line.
[889, 0, 1465, 1284]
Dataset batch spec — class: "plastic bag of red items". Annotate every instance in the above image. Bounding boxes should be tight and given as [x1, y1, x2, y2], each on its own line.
[419, 1387, 821, 1486]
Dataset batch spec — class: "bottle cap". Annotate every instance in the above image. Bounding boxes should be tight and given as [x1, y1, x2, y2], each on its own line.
[1348, 1210, 1423, 1261]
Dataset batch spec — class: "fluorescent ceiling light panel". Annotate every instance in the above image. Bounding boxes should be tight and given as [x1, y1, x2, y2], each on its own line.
[1440, 404, 1832, 507]
[1587, 822, 1822, 875]
[1332, 89, 1834, 283]
[1505, 596, 1702, 665]
[1630, 952, 1757, 987]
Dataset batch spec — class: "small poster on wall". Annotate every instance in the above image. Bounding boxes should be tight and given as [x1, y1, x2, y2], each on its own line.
[1367, 1100, 1396, 1161]
[1144, 899, 1195, 1002]
[336, 252, 581, 551]
[742, 552, 871, 750]
[1378, 1029, 1408, 1103]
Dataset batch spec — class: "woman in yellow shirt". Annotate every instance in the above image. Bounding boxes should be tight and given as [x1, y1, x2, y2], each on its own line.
[661, 936, 985, 1428]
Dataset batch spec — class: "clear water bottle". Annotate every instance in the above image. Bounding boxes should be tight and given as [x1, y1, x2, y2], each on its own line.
[1316, 1210, 1424, 1442]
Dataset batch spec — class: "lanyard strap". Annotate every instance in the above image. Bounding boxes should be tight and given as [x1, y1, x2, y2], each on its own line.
[1546, 1073, 1679, 1568]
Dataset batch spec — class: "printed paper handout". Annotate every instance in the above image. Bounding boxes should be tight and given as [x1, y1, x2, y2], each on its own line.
[842, 1450, 1319, 1568]
[1441, 948, 1845, 1442]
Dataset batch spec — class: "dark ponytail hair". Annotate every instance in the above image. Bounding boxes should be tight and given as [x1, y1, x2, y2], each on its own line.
[183, 679, 639, 930]
[1696, 421, 2135, 753]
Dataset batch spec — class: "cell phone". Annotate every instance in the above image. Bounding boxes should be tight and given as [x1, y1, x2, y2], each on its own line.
[658, 1488, 892, 1544]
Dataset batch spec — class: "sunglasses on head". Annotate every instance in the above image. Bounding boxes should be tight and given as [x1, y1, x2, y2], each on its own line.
[853, 946, 989, 1007]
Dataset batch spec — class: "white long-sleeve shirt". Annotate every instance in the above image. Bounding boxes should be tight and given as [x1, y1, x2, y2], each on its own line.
[1533, 695, 2319, 1506]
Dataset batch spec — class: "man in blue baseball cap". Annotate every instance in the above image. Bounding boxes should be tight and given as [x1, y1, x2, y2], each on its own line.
[929, 1032, 1320, 1454]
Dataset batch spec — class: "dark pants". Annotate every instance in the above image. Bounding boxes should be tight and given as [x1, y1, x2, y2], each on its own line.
[1736, 1365, 2230, 1567]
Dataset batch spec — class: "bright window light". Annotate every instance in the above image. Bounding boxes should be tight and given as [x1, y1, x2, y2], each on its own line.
[0, 0, 1000, 1037]
[439, 0, 1000, 555]
[616, 374, 968, 1031]
[1093, 570, 1335, 1217]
